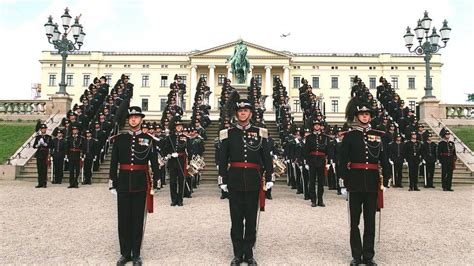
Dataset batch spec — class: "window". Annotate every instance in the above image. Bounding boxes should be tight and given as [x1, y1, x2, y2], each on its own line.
[142, 99, 149, 111]
[409, 100, 416, 111]
[66, 75, 73, 86]
[293, 76, 301, 88]
[200, 74, 207, 82]
[218, 74, 225, 85]
[48, 74, 56, 86]
[408, 77, 416, 89]
[105, 75, 112, 84]
[391, 77, 399, 89]
[331, 100, 339, 113]
[160, 98, 167, 111]
[181, 75, 187, 85]
[160, 76, 168, 87]
[142, 75, 149, 87]
[312, 77, 319, 88]
[331, 77, 338, 89]
[83, 74, 90, 87]
[255, 74, 262, 86]
[272, 75, 280, 86]
[369, 77, 376, 89]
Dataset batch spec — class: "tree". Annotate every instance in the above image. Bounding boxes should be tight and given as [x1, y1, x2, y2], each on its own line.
[468, 93, 474, 102]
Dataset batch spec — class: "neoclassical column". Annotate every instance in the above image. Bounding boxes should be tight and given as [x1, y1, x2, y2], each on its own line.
[246, 66, 254, 84]
[226, 64, 232, 81]
[190, 65, 197, 110]
[265, 65, 272, 110]
[208, 65, 215, 109]
[283, 66, 290, 90]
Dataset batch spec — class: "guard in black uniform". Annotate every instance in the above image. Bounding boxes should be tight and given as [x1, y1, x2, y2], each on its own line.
[51, 129, 67, 184]
[218, 99, 274, 266]
[437, 130, 456, 191]
[109, 106, 159, 266]
[421, 133, 437, 188]
[340, 103, 390, 266]
[82, 130, 97, 185]
[388, 134, 405, 188]
[303, 120, 330, 207]
[403, 132, 422, 191]
[66, 126, 83, 188]
[33, 124, 53, 188]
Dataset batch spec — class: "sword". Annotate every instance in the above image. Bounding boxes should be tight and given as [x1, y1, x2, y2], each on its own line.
[50, 157, 54, 183]
[81, 158, 84, 184]
[292, 162, 297, 191]
[390, 161, 395, 187]
[286, 160, 290, 186]
[299, 165, 305, 196]
[378, 211, 382, 242]
[423, 162, 427, 187]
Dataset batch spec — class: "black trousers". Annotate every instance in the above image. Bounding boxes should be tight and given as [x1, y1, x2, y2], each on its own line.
[53, 156, 64, 183]
[228, 190, 259, 259]
[328, 164, 337, 189]
[441, 162, 453, 189]
[160, 167, 166, 186]
[287, 162, 296, 188]
[117, 191, 146, 258]
[93, 152, 101, 171]
[153, 167, 164, 189]
[36, 157, 48, 186]
[83, 157, 93, 184]
[408, 161, 419, 189]
[169, 166, 184, 204]
[302, 165, 310, 198]
[349, 191, 377, 261]
[393, 162, 403, 187]
[309, 165, 325, 203]
[69, 159, 80, 186]
[425, 162, 435, 187]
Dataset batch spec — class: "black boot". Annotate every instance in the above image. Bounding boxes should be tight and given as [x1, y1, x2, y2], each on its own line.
[116, 255, 131, 266]
[246, 257, 257, 266]
[364, 259, 377, 266]
[132, 256, 142, 266]
[230, 257, 242, 266]
[350, 258, 362, 266]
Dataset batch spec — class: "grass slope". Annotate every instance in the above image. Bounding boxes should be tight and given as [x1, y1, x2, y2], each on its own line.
[0, 123, 35, 163]
[450, 126, 474, 151]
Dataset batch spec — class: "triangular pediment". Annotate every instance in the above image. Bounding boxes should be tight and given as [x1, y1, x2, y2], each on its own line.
[190, 40, 291, 58]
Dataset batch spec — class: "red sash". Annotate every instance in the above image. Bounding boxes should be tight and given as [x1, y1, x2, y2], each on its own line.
[229, 162, 266, 211]
[349, 162, 379, 170]
[119, 164, 154, 213]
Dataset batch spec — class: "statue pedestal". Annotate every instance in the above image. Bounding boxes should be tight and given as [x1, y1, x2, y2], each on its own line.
[418, 97, 442, 123]
[47, 95, 73, 115]
[231, 83, 249, 96]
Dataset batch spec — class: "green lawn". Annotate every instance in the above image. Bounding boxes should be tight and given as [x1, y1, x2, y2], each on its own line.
[0, 123, 36, 164]
[451, 126, 474, 151]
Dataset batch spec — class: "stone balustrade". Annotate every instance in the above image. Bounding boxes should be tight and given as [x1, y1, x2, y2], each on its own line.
[0, 100, 50, 115]
[442, 104, 474, 119]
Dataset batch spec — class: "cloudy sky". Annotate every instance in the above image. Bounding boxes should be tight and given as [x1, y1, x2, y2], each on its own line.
[0, 0, 472, 102]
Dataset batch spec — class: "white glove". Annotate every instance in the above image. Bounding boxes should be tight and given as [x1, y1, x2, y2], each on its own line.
[285, 159, 290, 163]
[273, 155, 278, 160]
[216, 165, 219, 170]
[265, 182, 274, 190]
[295, 138, 300, 144]
[305, 165, 310, 170]
[422, 159, 426, 164]
[166, 154, 171, 159]
[164, 129, 170, 136]
[171, 152, 179, 158]
[403, 161, 408, 166]
[339, 178, 345, 188]
[389, 159, 393, 165]
[38, 138, 45, 145]
[220, 184, 228, 192]
[64, 156, 68, 162]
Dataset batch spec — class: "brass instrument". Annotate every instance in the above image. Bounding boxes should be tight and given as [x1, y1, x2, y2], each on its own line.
[273, 158, 287, 177]
[157, 154, 166, 168]
[187, 155, 206, 176]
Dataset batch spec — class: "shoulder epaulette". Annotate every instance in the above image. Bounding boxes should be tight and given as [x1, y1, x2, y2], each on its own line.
[109, 132, 125, 141]
[219, 129, 228, 141]
[259, 127, 268, 138]
[369, 129, 386, 136]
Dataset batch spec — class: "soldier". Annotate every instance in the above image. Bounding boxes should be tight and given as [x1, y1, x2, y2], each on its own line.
[403, 132, 422, 191]
[109, 106, 159, 266]
[66, 126, 83, 188]
[218, 99, 274, 266]
[82, 130, 97, 185]
[421, 133, 437, 188]
[51, 129, 67, 184]
[163, 120, 188, 206]
[303, 120, 330, 207]
[187, 127, 205, 189]
[388, 134, 405, 188]
[437, 130, 456, 191]
[92, 122, 106, 171]
[32, 124, 53, 188]
[340, 103, 390, 266]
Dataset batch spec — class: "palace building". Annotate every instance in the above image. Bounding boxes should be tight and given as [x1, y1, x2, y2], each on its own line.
[39, 40, 442, 121]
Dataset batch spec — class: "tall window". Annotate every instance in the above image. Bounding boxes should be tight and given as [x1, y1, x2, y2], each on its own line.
[272, 75, 280, 86]
[409, 100, 416, 111]
[293, 76, 301, 88]
[331, 100, 339, 113]
[255, 74, 262, 86]
[142, 98, 149, 111]
[391, 77, 399, 89]
[105, 75, 112, 84]
[218, 74, 225, 85]
[142, 75, 150, 87]
[160, 98, 167, 111]
[369, 77, 376, 89]
[48, 74, 56, 86]
[66, 74, 73, 86]
[408, 77, 416, 89]
[83, 74, 90, 87]
[331, 77, 338, 89]
[160, 76, 168, 87]
[200, 74, 207, 82]
[312, 76, 319, 88]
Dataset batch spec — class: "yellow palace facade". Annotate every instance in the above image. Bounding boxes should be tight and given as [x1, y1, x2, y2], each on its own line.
[39, 40, 442, 121]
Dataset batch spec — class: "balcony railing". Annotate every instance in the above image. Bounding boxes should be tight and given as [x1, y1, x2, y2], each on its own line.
[443, 104, 474, 119]
[0, 100, 49, 114]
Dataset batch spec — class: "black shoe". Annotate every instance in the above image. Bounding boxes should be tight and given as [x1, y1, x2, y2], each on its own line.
[132, 256, 142, 266]
[35, 185, 42, 188]
[230, 257, 242, 265]
[337, 191, 342, 195]
[266, 195, 272, 200]
[220, 195, 227, 199]
[304, 196, 310, 200]
[177, 202, 183, 206]
[67, 185, 74, 188]
[311, 202, 317, 207]
[443, 188, 447, 191]
[364, 259, 377, 266]
[350, 258, 362, 266]
[414, 188, 420, 191]
[246, 257, 257, 265]
[447, 188, 454, 191]
[116, 255, 131, 266]
[296, 191, 303, 194]
[317, 202, 326, 207]
[408, 188, 413, 191]
[171, 202, 177, 206]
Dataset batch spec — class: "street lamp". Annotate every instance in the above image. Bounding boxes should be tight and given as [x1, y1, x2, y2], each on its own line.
[403, 10, 451, 98]
[44, 7, 85, 95]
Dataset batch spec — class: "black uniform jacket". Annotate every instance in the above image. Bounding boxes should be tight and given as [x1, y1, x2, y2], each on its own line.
[218, 124, 274, 192]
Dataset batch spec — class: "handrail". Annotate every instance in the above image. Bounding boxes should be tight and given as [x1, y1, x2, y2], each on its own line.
[430, 114, 474, 156]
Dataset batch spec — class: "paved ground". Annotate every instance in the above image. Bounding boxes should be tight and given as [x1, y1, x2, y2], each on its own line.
[0, 180, 473, 265]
